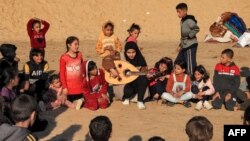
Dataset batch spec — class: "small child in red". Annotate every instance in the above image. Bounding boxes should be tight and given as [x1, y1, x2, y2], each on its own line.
[41, 74, 82, 111]
[82, 60, 109, 111]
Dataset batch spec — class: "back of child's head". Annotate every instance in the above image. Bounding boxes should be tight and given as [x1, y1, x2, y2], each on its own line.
[148, 136, 165, 141]
[0, 44, 17, 61]
[244, 105, 250, 125]
[174, 60, 187, 73]
[186, 116, 213, 141]
[1, 67, 18, 86]
[30, 48, 44, 59]
[88, 61, 97, 72]
[49, 74, 60, 84]
[192, 65, 209, 82]
[66, 36, 79, 52]
[11, 94, 37, 123]
[127, 23, 141, 33]
[221, 48, 234, 59]
[155, 57, 173, 74]
[176, 3, 188, 10]
[42, 89, 57, 104]
[89, 115, 112, 141]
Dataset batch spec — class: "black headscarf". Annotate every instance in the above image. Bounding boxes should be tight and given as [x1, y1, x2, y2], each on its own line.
[124, 42, 147, 67]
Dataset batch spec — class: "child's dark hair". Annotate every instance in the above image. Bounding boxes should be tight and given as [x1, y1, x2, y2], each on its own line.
[49, 74, 60, 84]
[192, 65, 210, 82]
[127, 23, 141, 33]
[30, 48, 44, 59]
[244, 105, 250, 125]
[174, 60, 187, 73]
[0, 44, 17, 62]
[88, 61, 97, 72]
[11, 94, 37, 123]
[221, 48, 234, 59]
[66, 36, 79, 52]
[176, 3, 188, 10]
[103, 21, 114, 30]
[89, 115, 112, 141]
[32, 20, 41, 29]
[155, 57, 173, 75]
[42, 89, 57, 105]
[1, 67, 18, 85]
[148, 136, 165, 141]
[186, 116, 213, 141]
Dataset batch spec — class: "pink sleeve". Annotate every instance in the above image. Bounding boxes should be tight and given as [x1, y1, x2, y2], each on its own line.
[204, 79, 215, 95]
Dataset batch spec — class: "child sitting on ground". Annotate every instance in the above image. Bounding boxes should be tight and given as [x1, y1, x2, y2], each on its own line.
[41, 74, 81, 111]
[191, 65, 215, 110]
[212, 49, 240, 111]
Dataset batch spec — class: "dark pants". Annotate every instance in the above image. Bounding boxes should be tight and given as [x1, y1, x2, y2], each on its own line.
[212, 90, 236, 111]
[236, 89, 250, 110]
[175, 43, 198, 75]
[191, 85, 210, 102]
[123, 76, 148, 102]
[149, 80, 166, 98]
[67, 94, 83, 102]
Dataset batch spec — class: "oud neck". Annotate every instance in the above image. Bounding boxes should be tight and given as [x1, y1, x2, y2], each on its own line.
[128, 71, 147, 75]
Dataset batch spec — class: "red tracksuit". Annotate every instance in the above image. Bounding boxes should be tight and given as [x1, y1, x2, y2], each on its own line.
[82, 61, 108, 110]
[27, 19, 50, 49]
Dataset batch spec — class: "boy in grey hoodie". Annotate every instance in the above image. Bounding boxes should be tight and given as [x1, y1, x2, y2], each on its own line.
[0, 94, 38, 141]
[175, 3, 200, 75]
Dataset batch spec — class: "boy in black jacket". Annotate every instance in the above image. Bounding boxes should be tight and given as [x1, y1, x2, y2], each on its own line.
[212, 49, 240, 111]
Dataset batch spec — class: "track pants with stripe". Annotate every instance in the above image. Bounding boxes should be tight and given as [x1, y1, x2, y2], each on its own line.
[175, 43, 198, 75]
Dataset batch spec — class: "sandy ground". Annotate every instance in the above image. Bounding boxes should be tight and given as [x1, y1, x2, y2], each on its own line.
[8, 41, 250, 141]
[1, 0, 250, 141]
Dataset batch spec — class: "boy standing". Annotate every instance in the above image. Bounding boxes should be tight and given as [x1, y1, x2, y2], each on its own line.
[212, 49, 240, 111]
[0, 94, 38, 141]
[175, 3, 200, 75]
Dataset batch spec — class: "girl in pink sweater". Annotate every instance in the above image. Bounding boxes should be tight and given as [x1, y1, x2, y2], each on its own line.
[191, 65, 215, 110]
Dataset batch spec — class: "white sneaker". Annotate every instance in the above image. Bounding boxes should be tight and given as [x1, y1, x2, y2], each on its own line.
[195, 101, 203, 111]
[75, 98, 84, 110]
[137, 102, 146, 110]
[122, 99, 130, 105]
[203, 101, 213, 110]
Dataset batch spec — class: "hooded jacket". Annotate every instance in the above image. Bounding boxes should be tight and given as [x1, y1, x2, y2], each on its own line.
[0, 123, 37, 141]
[180, 15, 200, 48]
[82, 60, 108, 99]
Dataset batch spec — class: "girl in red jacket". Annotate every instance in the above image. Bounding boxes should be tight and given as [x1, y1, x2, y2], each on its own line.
[82, 60, 109, 111]
[27, 17, 50, 56]
[59, 36, 84, 108]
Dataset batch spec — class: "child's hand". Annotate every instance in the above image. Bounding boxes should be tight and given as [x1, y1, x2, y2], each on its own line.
[146, 73, 154, 79]
[110, 68, 119, 78]
[225, 93, 232, 102]
[246, 92, 250, 100]
[62, 88, 68, 95]
[197, 92, 204, 98]
[212, 92, 221, 101]
[176, 47, 181, 53]
[176, 91, 183, 98]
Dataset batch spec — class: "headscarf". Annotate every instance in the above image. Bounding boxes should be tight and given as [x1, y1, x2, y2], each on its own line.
[124, 42, 147, 67]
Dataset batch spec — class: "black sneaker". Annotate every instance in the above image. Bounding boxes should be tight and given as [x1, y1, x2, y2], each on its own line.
[183, 101, 192, 108]
[167, 101, 175, 107]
